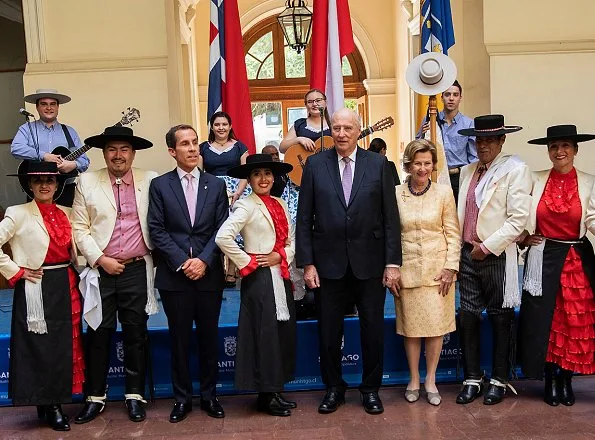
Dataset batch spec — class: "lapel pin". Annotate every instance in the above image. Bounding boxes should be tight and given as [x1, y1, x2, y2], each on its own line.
[204, 185, 207, 190]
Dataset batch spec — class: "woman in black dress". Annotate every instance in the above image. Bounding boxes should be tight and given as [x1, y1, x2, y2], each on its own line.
[215, 154, 296, 416]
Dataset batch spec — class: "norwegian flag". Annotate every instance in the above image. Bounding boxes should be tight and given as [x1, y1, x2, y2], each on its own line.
[309, 0, 355, 115]
[208, 0, 255, 154]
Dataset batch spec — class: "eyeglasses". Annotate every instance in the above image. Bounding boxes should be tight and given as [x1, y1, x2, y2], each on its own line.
[305, 98, 326, 105]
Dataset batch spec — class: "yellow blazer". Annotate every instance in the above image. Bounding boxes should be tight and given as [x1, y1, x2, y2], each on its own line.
[70, 167, 157, 266]
[457, 153, 532, 256]
[396, 182, 460, 288]
[526, 168, 595, 237]
[0, 202, 76, 280]
[215, 192, 295, 270]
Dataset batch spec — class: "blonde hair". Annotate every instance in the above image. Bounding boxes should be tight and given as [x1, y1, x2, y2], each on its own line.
[402, 139, 438, 173]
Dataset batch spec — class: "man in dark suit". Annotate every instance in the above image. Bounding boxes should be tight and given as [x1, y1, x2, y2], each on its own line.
[296, 108, 402, 415]
[148, 124, 229, 422]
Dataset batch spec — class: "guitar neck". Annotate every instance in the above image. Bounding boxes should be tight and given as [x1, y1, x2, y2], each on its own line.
[63, 121, 123, 161]
[358, 126, 373, 140]
[64, 144, 93, 161]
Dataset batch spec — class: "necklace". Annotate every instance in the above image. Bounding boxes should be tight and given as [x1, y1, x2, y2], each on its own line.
[212, 140, 228, 148]
[408, 179, 431, 196]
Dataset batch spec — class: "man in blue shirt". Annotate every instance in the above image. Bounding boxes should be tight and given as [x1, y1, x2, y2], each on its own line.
[11, 89, 90, 206]
[416, 80, 477, 203]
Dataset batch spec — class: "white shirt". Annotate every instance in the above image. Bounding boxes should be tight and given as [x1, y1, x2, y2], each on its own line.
[337, 148, 358, 184]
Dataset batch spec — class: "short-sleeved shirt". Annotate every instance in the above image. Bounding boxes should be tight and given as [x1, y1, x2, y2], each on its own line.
[199, 140, 248, 176]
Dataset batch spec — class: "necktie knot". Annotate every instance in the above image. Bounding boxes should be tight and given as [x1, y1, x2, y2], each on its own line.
[342, 157, 351, 165]
[184, 173, 194, 183]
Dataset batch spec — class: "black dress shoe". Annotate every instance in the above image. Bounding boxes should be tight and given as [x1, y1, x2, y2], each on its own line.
[169, 402, 192, 423]
[318, 390, 345, 414]
[126, 399, 146, 422]
[274, 393, 297, 409]
[456, 381, 482, 404]
[36, 405, 46, 419]
[483, 384, 506, 405]
[200, 398, 225, 418]
[257, 393, 291, 417]
[45, 404, 71, 431]
[74, 401, 105, 424]
[361, 392, 384, 415]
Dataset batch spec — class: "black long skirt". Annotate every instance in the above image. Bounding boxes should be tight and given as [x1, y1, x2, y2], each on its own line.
[9, 267, 75, 405]
[234, 267, 296, 392]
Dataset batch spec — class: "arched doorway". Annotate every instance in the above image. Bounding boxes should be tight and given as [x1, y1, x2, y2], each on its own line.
[243, 16, 367, 152]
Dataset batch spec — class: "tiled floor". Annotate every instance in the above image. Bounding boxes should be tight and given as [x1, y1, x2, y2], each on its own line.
[2, 378, 595, 439]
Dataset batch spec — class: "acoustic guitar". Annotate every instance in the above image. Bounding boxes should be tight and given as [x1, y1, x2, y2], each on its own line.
[17, 107, 141, 179]
[283, 116, 394, 186]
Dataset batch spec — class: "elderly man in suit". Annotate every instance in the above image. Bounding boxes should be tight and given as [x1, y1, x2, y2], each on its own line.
[296, 108, 402, 415]
[455, 114, 532, 406]
[70, 126, 158, 423]
[148, 124, 228, 422]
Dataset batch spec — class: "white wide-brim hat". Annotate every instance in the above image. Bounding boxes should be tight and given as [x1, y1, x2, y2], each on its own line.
[405, 52, 458, 96]
[24, 88, 71, 104]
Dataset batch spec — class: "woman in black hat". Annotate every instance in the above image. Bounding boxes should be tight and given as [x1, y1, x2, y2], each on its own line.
[0, 161, 84, 430]
[215, 154, 297, 417]
[517, 125, 595, 407]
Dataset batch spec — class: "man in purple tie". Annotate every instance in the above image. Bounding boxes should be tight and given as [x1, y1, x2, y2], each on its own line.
[148, 125, 229, 422]
[296, 108, 402, 415]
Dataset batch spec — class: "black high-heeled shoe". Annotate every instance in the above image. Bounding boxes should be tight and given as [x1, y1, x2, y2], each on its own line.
[45, 404, 70, 431]
[543, 363, 559, 407]
[559, 368, 575, 406]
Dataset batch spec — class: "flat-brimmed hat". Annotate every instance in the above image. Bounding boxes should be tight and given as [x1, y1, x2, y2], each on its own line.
[227, 153, 293, 179]
[406, 52, 458, 96]
[528, 124, 595, 145]
[85, 126, 153, 150]
[24, 88, 71, 105]
[458, 114, 522, 137]
[7, 161, 66, 200]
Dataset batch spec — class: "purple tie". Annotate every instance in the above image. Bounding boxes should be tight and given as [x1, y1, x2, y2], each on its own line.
[341, 157, 353, 204]
[184, 174, 196, 225]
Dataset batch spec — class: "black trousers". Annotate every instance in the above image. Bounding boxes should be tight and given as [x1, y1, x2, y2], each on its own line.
[316, 265, 385, 393]
[449, 172, 460, 205]
[160, 288, 223, 403]
[84, 260, 148, 396]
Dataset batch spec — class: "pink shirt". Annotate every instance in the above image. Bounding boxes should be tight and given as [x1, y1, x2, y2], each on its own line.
[102, 169, 150, 260]
[462, 165, 485, 245]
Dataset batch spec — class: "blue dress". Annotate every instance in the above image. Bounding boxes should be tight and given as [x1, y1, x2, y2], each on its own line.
[199, 140, 250, 197]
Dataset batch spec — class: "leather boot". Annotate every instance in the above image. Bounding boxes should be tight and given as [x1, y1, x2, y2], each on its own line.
[456, 311, 483, 404]
[484, 311, 515, 405]
[559, 368, 575, 406]
[45, 404, 70, 431]
[84, 328, 114, 397]
[543, 362, 560, 406]
[122, 324, 147, 395]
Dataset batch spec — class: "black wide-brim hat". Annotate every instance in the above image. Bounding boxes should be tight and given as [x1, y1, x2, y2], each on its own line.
[7, 161, 66, 200]
[227, 153, 293, 179]
[458, 114, 522, 137]
[85, 126, 153, 150]
[528, 124, 595, 145]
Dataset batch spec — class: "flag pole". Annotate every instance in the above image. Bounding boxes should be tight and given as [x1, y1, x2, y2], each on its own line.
[429, 94, 438, 182]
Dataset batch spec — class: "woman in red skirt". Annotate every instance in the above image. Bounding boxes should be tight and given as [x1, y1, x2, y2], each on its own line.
[0, 161, 84, 430]
[518, 125, 595, 406]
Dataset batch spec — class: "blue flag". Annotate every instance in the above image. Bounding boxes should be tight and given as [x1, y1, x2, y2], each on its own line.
[420, 0, 455, 54]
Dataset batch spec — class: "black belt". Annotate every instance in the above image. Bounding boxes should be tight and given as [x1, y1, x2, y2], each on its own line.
[118, 256, 146, 265]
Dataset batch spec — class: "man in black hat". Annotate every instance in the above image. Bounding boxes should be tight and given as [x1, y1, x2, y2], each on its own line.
[70, 126, 158, 423]
[11, 89, 90, 206]
[148, 124, 229, 422]
[455, 114, 532, 406]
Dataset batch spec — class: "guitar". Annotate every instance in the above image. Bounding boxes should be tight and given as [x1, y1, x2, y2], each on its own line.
[18, 107, 141, 180]
[284, 116, 394, 186]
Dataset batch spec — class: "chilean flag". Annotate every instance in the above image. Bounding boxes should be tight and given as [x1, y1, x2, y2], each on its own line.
[309, 0, 355, 115]
[209, 0, 255, 154]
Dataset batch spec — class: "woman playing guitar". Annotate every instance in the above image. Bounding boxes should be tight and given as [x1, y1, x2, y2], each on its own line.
[279, 89, 331, 154]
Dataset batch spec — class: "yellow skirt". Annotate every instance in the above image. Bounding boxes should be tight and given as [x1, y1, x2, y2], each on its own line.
[395, 284, 455, 338]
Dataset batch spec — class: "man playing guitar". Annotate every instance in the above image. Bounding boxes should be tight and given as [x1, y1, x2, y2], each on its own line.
[11, 88, 90, 206]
